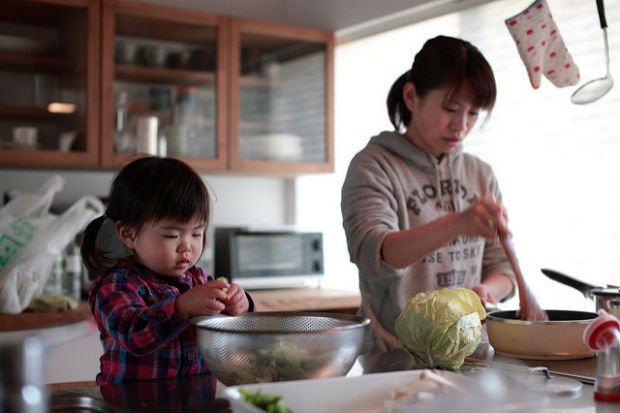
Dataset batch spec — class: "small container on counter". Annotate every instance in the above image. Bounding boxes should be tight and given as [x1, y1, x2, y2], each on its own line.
[584, 309, 620, 402]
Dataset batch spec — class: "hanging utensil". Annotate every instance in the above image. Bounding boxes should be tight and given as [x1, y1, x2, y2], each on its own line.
[571, 0, 614, 104]
[500, 235, 548, 321]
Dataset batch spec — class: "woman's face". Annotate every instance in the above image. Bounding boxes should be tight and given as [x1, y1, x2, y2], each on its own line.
[404, 82, 481, 159]
[117, 216, 206, 276]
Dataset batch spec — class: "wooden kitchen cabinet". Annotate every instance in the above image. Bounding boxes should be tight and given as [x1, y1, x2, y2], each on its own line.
[101, 6, 334, 174]
[100, 0, 228, 171]
[0, 0, 100, 168]
[229, 18, 334, 174]
[0, 0, 333, 174]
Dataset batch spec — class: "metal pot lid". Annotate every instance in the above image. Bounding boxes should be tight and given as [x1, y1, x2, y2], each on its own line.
[591, 287, 620, 297]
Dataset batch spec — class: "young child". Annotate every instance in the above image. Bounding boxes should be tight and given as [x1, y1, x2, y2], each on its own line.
[81, 156, 252, 384]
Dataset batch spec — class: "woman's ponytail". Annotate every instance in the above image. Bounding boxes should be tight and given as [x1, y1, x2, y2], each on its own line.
[386, 70, 411, 131]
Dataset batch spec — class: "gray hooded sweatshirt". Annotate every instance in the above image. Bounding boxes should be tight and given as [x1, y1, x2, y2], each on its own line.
[341, 131, 515, 354]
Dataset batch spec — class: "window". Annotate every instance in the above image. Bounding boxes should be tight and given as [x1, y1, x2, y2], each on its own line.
[296, 0, 620, 311]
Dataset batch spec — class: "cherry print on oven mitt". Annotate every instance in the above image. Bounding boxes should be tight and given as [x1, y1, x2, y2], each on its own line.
[505, 0, 579, 89]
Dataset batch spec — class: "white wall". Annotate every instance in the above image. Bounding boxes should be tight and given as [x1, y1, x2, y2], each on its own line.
[0, 169, 293, 226]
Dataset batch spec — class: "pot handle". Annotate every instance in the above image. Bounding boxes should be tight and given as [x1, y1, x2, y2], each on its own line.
[540, 268, 600, 299]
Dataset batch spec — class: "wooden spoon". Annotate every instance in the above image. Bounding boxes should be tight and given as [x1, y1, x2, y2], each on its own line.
[500, 235, 548, 322]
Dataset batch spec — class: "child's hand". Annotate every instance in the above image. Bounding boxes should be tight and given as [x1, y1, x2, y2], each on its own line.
[175, 281, 228, 319]
[221, 283, 250, 315]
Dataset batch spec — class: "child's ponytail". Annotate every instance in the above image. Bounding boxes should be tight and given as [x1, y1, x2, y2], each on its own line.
[80, 215, 108, 276]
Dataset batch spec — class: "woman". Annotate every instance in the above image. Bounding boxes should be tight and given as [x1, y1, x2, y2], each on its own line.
[341, 35, 516, 354]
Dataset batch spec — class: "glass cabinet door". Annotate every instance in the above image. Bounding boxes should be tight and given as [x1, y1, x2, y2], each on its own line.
[101, 2, 227, 170]
[230, 19, 334, 174]
[0, 0, 99, 168]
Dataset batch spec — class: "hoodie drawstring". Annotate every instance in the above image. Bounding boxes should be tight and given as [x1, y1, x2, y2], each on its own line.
[429, 152, 459, 213]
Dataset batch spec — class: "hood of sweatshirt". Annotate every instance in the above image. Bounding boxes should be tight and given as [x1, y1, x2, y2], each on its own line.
[369, 130, 465, 211]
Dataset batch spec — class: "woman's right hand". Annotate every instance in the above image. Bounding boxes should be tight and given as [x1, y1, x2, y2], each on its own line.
[457, 195, 510, 239]
[175, 281, 228, 319]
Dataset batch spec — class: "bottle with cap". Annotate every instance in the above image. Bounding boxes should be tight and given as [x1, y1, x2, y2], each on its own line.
[62, 243, 82, 302]
[583, 309, 620, 402]
[172, 86, 200, 155]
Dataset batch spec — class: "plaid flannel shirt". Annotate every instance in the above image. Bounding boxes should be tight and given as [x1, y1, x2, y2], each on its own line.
[89, 257, 253, 384]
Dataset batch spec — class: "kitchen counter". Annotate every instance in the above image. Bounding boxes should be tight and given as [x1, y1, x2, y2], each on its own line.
[0, 288, 361, 332]
[46, 350, 615, 413]
[0, 301, 92, 332]
[44, 327, 608, 413]
[248, 288, 360, 313]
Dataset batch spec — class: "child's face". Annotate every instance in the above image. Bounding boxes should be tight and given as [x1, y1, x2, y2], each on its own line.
[123, 216, 206, 276]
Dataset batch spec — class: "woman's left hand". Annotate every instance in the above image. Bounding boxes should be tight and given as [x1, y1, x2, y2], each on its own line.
[221, 283, 250, 315]
[472, 284, 497, 306]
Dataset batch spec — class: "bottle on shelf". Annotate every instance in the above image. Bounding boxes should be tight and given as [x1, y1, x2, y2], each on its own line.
[584, 309, 620, 402]
[114, 90, 135, 154]
[44, 257, 64, 296]
[169, 85, 199, 157]
[62, 243, 82, 303]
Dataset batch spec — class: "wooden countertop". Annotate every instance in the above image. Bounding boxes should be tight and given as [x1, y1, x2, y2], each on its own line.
[0, 302, 93, 332]
[0, 288, 361, 332]
[250, 288, 361, 313]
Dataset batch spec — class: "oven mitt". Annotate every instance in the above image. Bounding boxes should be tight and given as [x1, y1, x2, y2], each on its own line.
[505, 0, 579, 89]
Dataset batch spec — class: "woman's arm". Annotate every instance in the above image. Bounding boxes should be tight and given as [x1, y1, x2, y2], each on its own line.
[382, 195, 509, 269]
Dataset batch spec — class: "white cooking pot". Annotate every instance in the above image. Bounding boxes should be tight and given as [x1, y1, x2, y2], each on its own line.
[486, 310, 597, 360]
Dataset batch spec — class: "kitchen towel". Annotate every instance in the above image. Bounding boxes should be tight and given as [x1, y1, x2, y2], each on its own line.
[505, 0, 580, 89]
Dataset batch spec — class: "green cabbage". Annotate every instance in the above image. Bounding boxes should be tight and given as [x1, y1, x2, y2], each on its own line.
[394, 288, 486, 371]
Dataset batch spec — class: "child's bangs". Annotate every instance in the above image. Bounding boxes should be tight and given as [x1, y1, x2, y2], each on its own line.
[151, 182, 210, 225]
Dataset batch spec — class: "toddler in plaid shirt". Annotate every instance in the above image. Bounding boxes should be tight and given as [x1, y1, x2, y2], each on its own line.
[81, 156, 252, 384]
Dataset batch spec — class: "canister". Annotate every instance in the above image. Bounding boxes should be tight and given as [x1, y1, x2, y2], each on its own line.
[136, 116, 159, 155]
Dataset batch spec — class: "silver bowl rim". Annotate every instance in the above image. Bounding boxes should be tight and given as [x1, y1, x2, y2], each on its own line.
[191, 311, 370, 335]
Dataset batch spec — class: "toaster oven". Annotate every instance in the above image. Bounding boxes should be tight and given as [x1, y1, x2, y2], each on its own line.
[213, 227, 324, 289]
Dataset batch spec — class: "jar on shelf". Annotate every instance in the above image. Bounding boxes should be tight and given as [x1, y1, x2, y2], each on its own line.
[62, 243, 82, 302]
[44, 257, 64, 296]
[114, 90, 135, 154]
[169, 85, 199, 156]
[149, 85, 172, 129]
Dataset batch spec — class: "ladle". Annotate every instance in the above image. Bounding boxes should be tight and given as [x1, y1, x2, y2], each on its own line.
[571, 0, 614, 104]
[500, 235, 548, 321]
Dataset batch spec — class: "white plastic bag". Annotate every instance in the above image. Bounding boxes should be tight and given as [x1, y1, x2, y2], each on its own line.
[0, 175, 104, 314]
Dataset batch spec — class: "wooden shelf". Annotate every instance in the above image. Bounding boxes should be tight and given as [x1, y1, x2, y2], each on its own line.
[0, 51, 73, 73]
[0, 105, 78, 119]
[239, 120, 271, 130]
[115, 64, 216, 85]
[239, 75, 279, 87]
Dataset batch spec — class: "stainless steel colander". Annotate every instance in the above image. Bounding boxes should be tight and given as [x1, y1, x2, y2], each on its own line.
[192, 311, 370, 386]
